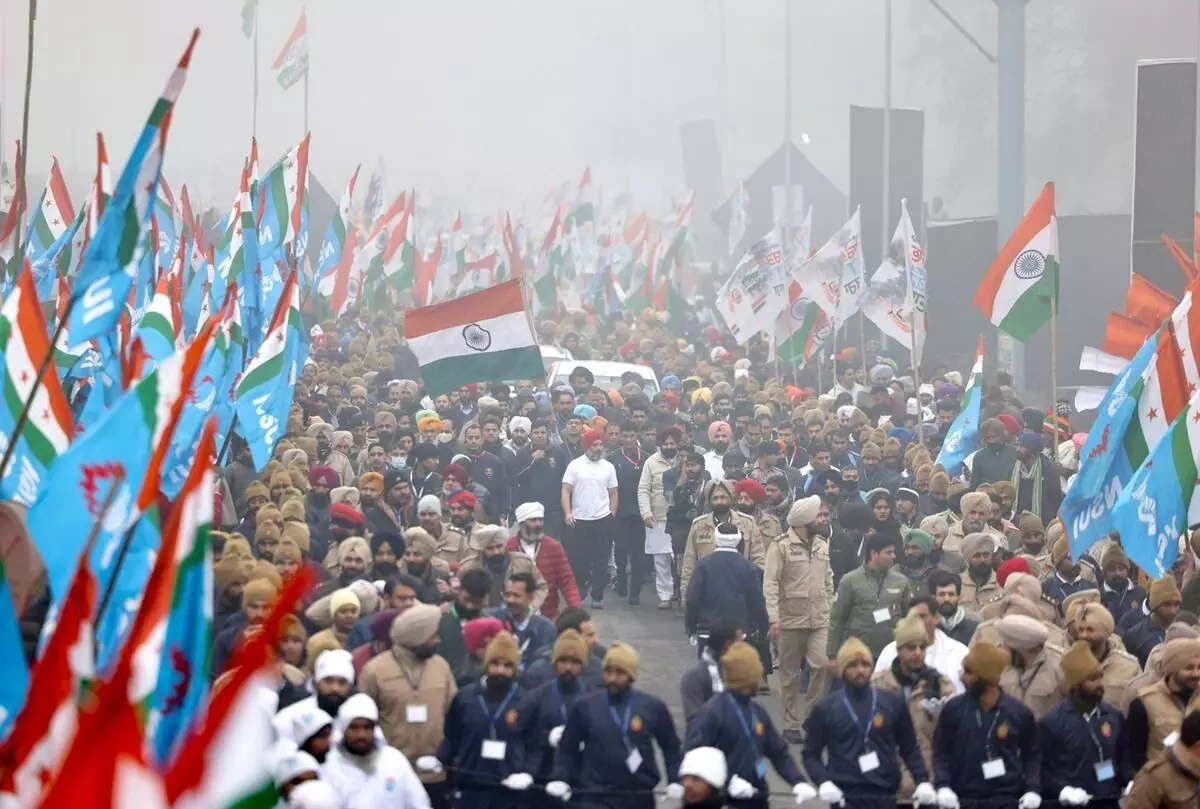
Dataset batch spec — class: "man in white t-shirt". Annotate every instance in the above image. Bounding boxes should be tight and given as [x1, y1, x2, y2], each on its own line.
[561, 426, 619, 610]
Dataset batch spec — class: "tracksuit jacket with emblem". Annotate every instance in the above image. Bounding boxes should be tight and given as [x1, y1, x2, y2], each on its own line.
[436, 681, 533, 809]
[1037, 698, 1129, 809]
[932, 692, 1039, 800]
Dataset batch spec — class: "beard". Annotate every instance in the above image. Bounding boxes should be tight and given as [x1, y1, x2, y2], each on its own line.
[962, 520, 985, 534]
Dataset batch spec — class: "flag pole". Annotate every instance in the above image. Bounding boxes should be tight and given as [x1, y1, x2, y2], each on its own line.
[910, 314, 924, 445]
[84, 472, 130, 634]
[303, 70, 309, 134]
[1050, 295, 1059, 455]
[13, 0, 37, 268]
[858, 312, 869, 380]
[252, 1, 259, 139]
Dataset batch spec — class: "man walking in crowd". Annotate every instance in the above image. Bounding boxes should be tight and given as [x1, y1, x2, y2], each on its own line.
[561, 427, 619, 609]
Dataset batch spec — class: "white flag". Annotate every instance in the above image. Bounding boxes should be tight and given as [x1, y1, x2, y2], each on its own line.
[860, 199, 926, 365]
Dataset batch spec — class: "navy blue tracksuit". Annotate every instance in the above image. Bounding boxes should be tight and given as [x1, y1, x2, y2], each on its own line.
[684, 549, 770, 637]
[1037, 698, 1129, 809]
[933, 692, 1040, 806]
[511, 445, 571, 538]
[526, 677, 592, 809]
[466, 450, 512, 522]
[436, 681, 534, 809]
[555, 688, 682, 809]
[1101, 582, 1146, 629]
[803, 684, 927, 809]
[686, 692, 803, 809]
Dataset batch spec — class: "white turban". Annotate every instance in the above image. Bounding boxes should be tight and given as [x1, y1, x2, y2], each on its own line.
[515, 502, 545, 524]
[508, 416, 532, 435]
[787, 495, 822, 527]
[714, 523, 741, 549]
[417, 494, 443, 516]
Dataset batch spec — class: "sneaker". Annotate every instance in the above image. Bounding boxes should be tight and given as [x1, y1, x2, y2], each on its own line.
[627, 594, 640, 606]
[657, 600, 671, 610]
[591, 599, 605, 610]
[781, 729, 805, 745]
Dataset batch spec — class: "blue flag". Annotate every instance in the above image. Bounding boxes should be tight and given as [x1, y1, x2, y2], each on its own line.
[936, 341, 984, 477]
[1061, 334, 1158, 559]
[234, 271, 299, 469]
[0, 559, 30, 741]
[94, 507, 161, 673]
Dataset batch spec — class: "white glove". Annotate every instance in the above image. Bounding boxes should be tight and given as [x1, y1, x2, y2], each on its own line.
[913, 782, 937, 806]
[936, 787, 960, 809]
[1123, 782, 1134, 798]
[1166, 731, 1180, 748]
[502, 773, 534, 791]
[728, 775, 757, 799]
[1058, 787, 1090, 806]
[415, 755, 442, 773]
[665, 783, 684, 800]
[546, 781, 572, 802]
[689, 634, 698, 647]
[818, 781, 845, 806]
[792, 782, 818, 804]
[920, 697, 947, 718]
[548, 725, 565, 748]
[1018, 792, 1042, 809]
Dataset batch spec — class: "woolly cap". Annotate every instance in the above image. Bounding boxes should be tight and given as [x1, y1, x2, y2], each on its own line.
[314, 649, 355, 684]
[223, 536, 253, 559]
[242, 577, 278, 609]
[679, 747, 728, 791]
[603, 642, 640, 680]
[836, 637, 873, 673]
[485, 630, 522, 668]
[244, 481, 269, 502]
[1151, 576, 1182, 611]
[1017, 512, 1044, 536]
[894, 615, 928, 648]
[1060, 641, 1103, 690]
[273, 538, 302, 564]
[214, 554, 249, 591]
[720, 641, 764, 694]
[330, 588, 361, 617]
[552, 629, 589, 664]
[280, 498, 306, 522]
[963, 642, 1010, 684]
[282, 521, 311, 554]
[1101, 545, 1130, 573]
[1050, 535, 1071, 567]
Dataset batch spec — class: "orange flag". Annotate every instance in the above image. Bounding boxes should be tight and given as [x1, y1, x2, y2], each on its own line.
[1126, 273, 1179, 326]
[1103, 312, 1156, 359]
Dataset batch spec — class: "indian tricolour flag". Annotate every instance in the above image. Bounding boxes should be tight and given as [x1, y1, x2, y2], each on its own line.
[0, 262, 73, 507]
[974, 181, 1059, 341]
[272, 10, 308, 90]
[774, 279, 831, 365]
[404, 278, 544, 396]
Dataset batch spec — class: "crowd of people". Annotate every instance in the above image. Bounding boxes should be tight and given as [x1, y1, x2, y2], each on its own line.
[190, 305, 1200, 809]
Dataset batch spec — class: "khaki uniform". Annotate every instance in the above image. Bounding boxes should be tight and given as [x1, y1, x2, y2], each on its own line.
[358, 646, 457, 784]
[1016, 548, 1054, 579]
[458, 550, 548, 613]
[827, 565, 912, 659]
[764, 527, 834, 731]
[1126, 745, 1200, 809]
[679, 511, 765, 597]
[999, 644, 1067, 720]
[959, 571, 1001, 614]
[943, 524, 1005, 556]
[435, 522, 471, 568]
[1096, 638, 1141, 711]
[756, 512, 785, 547]
[872, 668, 956, 799]
[1137, 679, 1192, 763]
[978, 592, 1061, 626]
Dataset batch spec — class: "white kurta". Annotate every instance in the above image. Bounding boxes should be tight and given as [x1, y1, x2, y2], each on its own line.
[872, 628, 968, 695]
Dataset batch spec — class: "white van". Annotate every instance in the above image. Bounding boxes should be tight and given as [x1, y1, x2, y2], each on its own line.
[546, 360, 660, 397]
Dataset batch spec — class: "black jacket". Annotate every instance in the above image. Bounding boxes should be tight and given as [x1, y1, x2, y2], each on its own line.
[933, 692, 1039, 798]
[1037, 698, 1130, 804]
[686, 691, 803, 793]
[684, 550, 769, 636]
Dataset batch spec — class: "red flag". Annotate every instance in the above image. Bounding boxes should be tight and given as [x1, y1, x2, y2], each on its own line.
[1125, 273, 1178, 326]
[1163, 232, 1198, 283]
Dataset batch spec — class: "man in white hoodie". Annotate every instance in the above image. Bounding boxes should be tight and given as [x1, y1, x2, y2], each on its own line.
[872, 594, 968, 695]
[320, 693, 431, 809]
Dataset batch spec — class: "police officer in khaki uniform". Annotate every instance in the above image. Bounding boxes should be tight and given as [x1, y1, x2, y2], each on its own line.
[679, 480, 765, 597]
[959, 533, 1001, 614]
[994, 614, 1067, 720]
[1126, 637, 1200, 770]
[764, 494, 834, 744]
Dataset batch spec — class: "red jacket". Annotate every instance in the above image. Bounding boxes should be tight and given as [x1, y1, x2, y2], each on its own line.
[506, 535, 580, 620]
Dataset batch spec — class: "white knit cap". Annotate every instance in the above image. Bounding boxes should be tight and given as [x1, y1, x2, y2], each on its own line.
[314, 649, 355, 685]
[287, 780, 341, 809]
[515, 502, 545, 524]
[273, 748, 320, 787]
[679, 746, 728, 790]
[417, 494, 443, 516]
[289, 706, 333, 747]
[336, 693, 379, 733]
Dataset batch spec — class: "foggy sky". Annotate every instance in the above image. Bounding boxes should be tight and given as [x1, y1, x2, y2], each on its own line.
[2, 0, 1199, 220]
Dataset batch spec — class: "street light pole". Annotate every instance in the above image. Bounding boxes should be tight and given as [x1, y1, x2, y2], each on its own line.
[995, 0, 1028, 387]
[783, 0, 793, 253]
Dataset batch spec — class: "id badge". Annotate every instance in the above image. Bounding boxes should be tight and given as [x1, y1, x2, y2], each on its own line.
[1094, 760, 1115, 782]
[982, 758, 1006, 779]
[481, 740, 507, 760]
[756, 758, 768, 778]
[406, 704, 428, 724]
[872, 608, 891, 624]
[858, 751, 880, 773]
[626, 747, 644, 773]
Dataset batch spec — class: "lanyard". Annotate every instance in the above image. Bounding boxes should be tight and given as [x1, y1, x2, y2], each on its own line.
[609, 697, 635, 745]
[975, 707, 1003, 756]
[840, 687, 878, 747]
[726, 694, 762, 756]
[477, 685, 518, 739]
[552, 681, 572, 724]
[1082, 708, 1108, 760]
[622, 449, 643, 469]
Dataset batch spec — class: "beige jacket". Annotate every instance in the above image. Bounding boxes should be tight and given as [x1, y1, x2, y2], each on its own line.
[1096, 637, 1141, 711]
[998, 643, 1067, 720]
[763, 527, 833, 630]
[435, 522, 471, 568]
[358, 646, 457, 783]
[1126, 743, 1200, 809]
[959, 571, 1001, 614]
[636, 452, 676, 523]
[872, 667, 955, 799]
[679, 512, 765, 597]
[1138, 679, 1192, 763]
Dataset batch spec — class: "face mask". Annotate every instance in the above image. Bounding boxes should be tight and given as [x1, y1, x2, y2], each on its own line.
[843, 481, 858, 493]
[389, 457, 407, 469]
[407, 561, 428, 577]
[309, 491, 331, 507]
[661, 447, 678, 459]
[410, 642, 438, 660]
[937, 602, 957, 617]
[711, 506, 731, 519]
[485, 674, 514, 695]
[317, 692, 348, 716]
[736, 504, 755, 515]
[969, 563, 992, 580]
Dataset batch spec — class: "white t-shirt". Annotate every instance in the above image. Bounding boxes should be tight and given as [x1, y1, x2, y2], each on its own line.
[562, 455, 618, 520]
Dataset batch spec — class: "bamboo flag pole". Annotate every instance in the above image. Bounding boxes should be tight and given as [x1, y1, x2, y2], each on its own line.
[1050, 296, 1059, 455]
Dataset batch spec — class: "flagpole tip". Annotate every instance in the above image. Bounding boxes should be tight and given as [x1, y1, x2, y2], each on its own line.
[179, 28, 201, 69]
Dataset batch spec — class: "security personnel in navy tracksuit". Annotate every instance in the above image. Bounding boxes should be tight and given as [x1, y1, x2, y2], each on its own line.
[685, 641, 810, 809]
[525, 630, 593, 809]
[932, 642, 1041, 809]
[1037, 642, 1130, 809]
[550, 642, 683, 809]
[802, 638, 930, 809]
[434, 631, 534, 809]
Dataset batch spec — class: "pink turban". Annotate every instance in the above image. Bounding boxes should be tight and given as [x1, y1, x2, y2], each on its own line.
[708, 420, 732, 442]
[308, 466, 340, 489]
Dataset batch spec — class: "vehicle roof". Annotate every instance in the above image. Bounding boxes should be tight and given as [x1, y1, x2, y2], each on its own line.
[548, 360, 657, 380]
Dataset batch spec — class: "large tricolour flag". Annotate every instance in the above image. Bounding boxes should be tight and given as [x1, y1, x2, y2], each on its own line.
[404, 278, 544, 396]
[974, 181, 1059, 341]
[272, 10, 309, 89]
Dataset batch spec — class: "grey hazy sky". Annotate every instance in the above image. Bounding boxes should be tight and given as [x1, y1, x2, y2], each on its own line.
[3, 0, 1199, 219]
